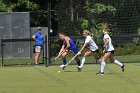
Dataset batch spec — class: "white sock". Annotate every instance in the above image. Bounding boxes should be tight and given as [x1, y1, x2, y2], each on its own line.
[81, 57, 85, 67]
[101, 62, 105, 73]
[114, 60, 123, 67]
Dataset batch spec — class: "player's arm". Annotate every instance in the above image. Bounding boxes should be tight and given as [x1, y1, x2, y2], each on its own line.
[63, 37, 70, 51]
[79, 43, 88, 53]
[79, 36, 90, 53]
[103, 38, 109, 53]
[104, 38, 109, 48]
[32, 35, 36, 41]
[59, 45, 65, 55]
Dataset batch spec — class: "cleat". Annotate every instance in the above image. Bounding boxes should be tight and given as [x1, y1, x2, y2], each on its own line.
[96, 71, 104, 75]
[60, 64, 66, 70]
[35, 64, 40, 67]
[60, 64, 65, 68]
[121, 63, 125, 72]
[62, 66, 66, 70]
[77, 66, 81, 72]
[78, 65, 83, 69]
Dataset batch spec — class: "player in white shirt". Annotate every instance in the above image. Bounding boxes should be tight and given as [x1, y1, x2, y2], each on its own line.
[96, 25, 125, 75]
[78, 30, 101, 68]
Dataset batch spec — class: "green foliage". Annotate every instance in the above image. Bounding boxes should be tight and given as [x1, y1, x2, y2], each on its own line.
[80, 18, 89, 29]
[132, 38, 140, 45]
[80, 17, 109, 36]
[0, 1, 7, 11]
[115, 45, 140, 56]
[79, 0, 116, 37]
[0, 0, 140, 35]
[16, 0, 39, 10]
[85, 2, 116, 14]
[0, 0, 39, 12]
[0, 0, 16, 12]
[0, 0, 50, 27]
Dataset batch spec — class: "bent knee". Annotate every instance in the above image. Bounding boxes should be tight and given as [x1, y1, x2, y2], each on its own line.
[101, 58, 106, 62]
[84, 53, 90, 57]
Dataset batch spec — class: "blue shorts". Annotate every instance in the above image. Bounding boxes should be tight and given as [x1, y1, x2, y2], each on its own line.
[69, 47, 78, 54]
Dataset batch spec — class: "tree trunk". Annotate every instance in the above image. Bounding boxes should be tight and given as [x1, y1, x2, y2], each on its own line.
[70, 0, 74, 21]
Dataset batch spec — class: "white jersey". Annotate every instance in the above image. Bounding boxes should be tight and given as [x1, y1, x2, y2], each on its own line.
[103, 34, 114, 51]
[85, 35, 98, 51]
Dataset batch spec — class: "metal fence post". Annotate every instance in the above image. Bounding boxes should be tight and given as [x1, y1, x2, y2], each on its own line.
[45, 35, 50, 67]
[45, 0, 51, 67]
[1, 39, 4, 67]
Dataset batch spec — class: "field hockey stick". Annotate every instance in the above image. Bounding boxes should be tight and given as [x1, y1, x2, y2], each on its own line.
[50, 52, 63, 64]
[57, 53, 80, 73]
[65, 53, 79, 67]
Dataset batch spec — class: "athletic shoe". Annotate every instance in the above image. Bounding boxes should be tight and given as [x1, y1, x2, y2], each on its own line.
[78, 65, 83, 69]
[96, 71, 104, 75]
[121, 63, 125, 72]
[77, 66, 81, 72]
[60, 64, 66, 70]
[35, 64, 40, 67]
[60, 64, 65, 68]
[62, 65, 66, 70]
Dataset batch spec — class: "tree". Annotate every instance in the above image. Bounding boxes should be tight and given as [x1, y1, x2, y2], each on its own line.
[80, 0, 116, 36]
[0, 0, 140, 36]
[0, 0, 58, 35]
[81, 0, 140, 35]
[54, 0, 86, 35]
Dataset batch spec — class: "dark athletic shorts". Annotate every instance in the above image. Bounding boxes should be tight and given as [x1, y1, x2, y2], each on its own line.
[92, 49, 99, 54]
[105, 50, 114, 54]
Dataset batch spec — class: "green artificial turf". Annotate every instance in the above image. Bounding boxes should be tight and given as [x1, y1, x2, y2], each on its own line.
[0, 63, 140, 93]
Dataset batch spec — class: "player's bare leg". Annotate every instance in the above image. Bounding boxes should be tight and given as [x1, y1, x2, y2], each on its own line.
[93, 53, 101, 64]
[35, 52, 41, 67]
[96, 52, 110, 75]
[109, 55, 125, 72]
[79, 50, 91, 68]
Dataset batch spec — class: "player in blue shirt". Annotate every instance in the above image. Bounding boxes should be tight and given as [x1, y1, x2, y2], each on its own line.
[32, 27, 43, 67]
[58, 32, 81, 71]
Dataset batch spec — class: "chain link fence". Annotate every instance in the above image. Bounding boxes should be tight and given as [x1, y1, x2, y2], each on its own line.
[0, 12, 49, 66]
[50, 35, 140, 65]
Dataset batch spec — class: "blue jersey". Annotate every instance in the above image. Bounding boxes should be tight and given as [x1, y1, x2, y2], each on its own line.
[64, 38, 78, 54]
[34, 31, 43, 46]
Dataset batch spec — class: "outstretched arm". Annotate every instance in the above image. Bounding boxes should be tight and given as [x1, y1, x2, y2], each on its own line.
[79, 43, 87, 53]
